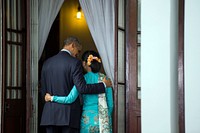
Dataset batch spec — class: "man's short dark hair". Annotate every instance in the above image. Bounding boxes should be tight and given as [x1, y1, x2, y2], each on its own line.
[63, 36, 81, 48]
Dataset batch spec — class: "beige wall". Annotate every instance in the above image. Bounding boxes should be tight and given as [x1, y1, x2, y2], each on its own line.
[59, 0, 98, 58]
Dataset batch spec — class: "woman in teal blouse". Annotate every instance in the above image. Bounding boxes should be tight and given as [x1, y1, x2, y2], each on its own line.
[45, 50, 113, 133]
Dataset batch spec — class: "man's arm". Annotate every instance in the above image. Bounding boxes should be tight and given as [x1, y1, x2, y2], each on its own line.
[40, 66, 47, 102]
[72, 60, 106, 94]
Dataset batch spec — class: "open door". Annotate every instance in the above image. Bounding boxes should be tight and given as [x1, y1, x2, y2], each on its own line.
[114, 0, 141, 132]
[2, 0, 28, 132]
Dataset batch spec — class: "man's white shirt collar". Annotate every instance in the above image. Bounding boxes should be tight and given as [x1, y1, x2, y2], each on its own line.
[61, 49, 71, 55]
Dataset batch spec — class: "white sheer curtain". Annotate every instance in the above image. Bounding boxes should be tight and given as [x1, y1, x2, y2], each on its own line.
[38, 0, 64, 58]
[79, 0, 115, 82]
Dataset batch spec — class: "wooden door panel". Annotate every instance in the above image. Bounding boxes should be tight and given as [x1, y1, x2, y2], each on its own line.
[5, 117, 24, 133]
[115, 0, 141, 132]
[2, 0, 27, 132]
[5, 100, 25, 115]
[137, 116, 141, 133]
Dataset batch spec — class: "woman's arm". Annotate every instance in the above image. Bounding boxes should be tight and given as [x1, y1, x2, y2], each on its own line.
[106, 87, 114, 116]
[45, 85, 79, 104]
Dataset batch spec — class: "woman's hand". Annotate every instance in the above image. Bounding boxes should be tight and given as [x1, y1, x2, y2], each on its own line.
[45, 93, 52, 102]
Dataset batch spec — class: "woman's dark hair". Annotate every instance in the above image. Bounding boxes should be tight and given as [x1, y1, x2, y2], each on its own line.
[82, 50, 101, 73]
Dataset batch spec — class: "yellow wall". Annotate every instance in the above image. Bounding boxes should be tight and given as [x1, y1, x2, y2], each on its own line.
[59, 0, 98, 58]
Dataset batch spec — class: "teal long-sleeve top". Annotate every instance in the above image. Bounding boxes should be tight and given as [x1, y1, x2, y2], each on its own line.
[52, 72, 113, 116]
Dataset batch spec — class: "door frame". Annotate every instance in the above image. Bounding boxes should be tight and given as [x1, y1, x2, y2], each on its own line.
[178, 0, 185, 132]
[125, 0, 140, 132]
[1, 0, 6, 131]
[26, 0, 31, 132]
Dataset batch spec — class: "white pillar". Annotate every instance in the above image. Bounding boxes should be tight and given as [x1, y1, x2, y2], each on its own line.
[141, 0, 178, 132]
[185, 0, 200, 132]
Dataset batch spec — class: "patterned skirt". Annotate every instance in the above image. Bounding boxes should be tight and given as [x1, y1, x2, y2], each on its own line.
[80, 109, 112, 133]
[80, 109, 99, 133]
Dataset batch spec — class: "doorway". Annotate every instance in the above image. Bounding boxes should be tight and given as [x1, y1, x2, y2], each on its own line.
[37, 0, 98, 132]
[37, 0, 141, 133]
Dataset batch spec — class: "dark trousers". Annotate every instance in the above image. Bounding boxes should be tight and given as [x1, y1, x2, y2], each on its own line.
[46, 126, 79, 133]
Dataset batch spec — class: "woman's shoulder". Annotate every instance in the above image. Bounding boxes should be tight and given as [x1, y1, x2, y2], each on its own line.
[84, 72, 105, 77]
[98, 72, 106, 77]
[84, 72, 99, 82]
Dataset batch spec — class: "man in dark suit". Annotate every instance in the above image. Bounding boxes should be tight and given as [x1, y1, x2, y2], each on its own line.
[40, 36, 112, 133]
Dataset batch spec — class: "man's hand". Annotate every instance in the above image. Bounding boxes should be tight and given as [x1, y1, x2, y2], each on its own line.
[102, 77, 112, 88]
[45, 93, 52, 102]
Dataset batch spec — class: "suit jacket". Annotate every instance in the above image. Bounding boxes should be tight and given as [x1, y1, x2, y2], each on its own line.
[40, 51, 105, 128]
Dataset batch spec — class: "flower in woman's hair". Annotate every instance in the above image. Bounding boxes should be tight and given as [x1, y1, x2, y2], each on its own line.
[87, 54, 101, 66]
[87, 55, 93, 66]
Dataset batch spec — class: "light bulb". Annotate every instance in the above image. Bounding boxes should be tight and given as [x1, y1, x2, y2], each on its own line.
[76, 11, 81, 19]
